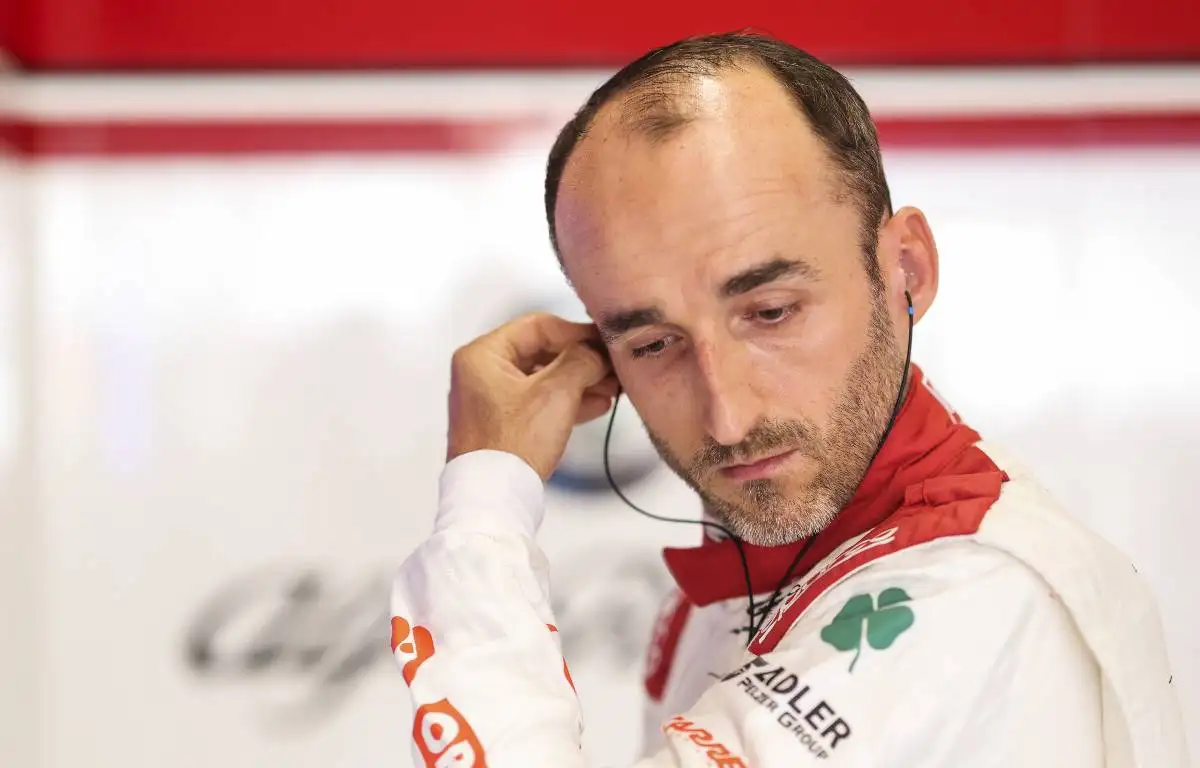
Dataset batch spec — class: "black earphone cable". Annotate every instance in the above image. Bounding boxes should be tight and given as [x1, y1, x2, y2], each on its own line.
[601, 291, 915, 646]
[602, 413, 761, 637]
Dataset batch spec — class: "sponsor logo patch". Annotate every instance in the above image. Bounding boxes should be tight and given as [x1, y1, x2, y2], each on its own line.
[662, 715, 749, 767]
[719, 656, 853, 759]
[819, 588, 915, 672]
[413, 699, 487, 767]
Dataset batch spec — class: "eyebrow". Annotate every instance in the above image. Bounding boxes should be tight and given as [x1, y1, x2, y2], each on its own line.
[720, 257, 820, 297]
[597, 307, 664, 342]
[597, 257, 820, 343]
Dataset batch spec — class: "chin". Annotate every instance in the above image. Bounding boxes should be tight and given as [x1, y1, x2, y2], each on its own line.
[711, 484, 840, 547]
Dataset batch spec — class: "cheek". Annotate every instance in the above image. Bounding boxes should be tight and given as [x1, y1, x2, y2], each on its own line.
[617, 365, 702, 447]
[742, 314, 860, 414]
[744, 343, 805, 396]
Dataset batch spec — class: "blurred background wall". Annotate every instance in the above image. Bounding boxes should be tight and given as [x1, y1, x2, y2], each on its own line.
[0, 2, 1198, 766]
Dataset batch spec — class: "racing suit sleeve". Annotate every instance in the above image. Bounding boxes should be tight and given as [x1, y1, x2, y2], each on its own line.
[391, 450, 1103, 767]
[393, 449, 750, 766]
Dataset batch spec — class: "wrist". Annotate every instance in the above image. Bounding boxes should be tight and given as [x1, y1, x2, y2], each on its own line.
[437, 450, 547, 539]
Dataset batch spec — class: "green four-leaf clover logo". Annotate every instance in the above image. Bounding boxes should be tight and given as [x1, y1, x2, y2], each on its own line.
[819, 588, 914, 672]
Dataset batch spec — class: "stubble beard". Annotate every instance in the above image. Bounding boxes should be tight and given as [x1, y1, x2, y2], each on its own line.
[646, 288, 905, 546]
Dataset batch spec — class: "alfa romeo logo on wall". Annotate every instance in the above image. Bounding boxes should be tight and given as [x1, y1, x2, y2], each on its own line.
[182, 556, 671, 727]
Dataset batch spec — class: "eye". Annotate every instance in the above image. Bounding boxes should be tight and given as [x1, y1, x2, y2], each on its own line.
[630, 336, 676, 359]
[751, 304, 798, 325]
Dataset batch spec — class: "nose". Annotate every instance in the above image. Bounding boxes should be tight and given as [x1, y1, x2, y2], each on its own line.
[694, 335, 763, 447]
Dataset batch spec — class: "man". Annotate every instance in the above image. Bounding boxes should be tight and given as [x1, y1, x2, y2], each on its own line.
[389, 33, 1188, 766]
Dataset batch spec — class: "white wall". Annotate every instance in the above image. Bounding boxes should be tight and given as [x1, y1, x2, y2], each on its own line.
[10, 135, 1200, 766]
[0, 134, 41, 768]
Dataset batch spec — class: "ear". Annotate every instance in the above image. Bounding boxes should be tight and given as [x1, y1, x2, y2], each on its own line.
[879, 206, 939, 324]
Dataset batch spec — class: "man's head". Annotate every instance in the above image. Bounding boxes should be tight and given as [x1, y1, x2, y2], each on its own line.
[545, 32, 939, 546]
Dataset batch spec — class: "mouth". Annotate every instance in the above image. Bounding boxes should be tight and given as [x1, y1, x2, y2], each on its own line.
[719, 449, 798, 482]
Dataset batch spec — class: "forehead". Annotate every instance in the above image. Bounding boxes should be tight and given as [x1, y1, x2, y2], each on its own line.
[554, 68, 843, 289]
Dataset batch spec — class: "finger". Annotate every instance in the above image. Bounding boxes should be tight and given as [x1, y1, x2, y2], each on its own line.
[486, 313, 599, 370]
[536, 341, 611, 393]
[575, 393, 615, 425]
[583, 374, 621, 401]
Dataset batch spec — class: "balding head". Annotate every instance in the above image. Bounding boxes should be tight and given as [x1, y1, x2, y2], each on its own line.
[545, 32, 891, 280]
[554, 65, 847, 287]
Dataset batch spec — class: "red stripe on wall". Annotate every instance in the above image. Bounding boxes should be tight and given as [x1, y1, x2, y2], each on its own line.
[8, 0, 1200, 70]
[0, 118, 539, 156]
[875, 112, 1200, 148]
[2, 112, 1199, 157]
[0, 0, 23, 59]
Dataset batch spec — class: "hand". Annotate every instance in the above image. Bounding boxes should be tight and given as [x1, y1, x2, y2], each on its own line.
[446, 313, 620, 480]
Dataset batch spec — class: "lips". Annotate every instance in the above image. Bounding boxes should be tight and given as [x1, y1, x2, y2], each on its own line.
[719, 449, 799, 482]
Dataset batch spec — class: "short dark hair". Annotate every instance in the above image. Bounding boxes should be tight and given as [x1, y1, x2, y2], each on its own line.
[543, 31, 892, 284]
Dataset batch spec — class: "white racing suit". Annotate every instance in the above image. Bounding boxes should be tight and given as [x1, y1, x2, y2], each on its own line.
[390, 368, 1188, 766]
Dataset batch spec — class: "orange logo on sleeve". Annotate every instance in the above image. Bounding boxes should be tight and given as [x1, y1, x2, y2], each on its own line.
[391, 616, 436, 686]
[413, 699, 487, 767]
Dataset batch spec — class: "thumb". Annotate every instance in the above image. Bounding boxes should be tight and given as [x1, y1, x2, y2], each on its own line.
[536, 341, 610, 393]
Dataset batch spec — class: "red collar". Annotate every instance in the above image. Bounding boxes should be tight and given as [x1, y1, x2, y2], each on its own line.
[662, 365, 985, 606]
